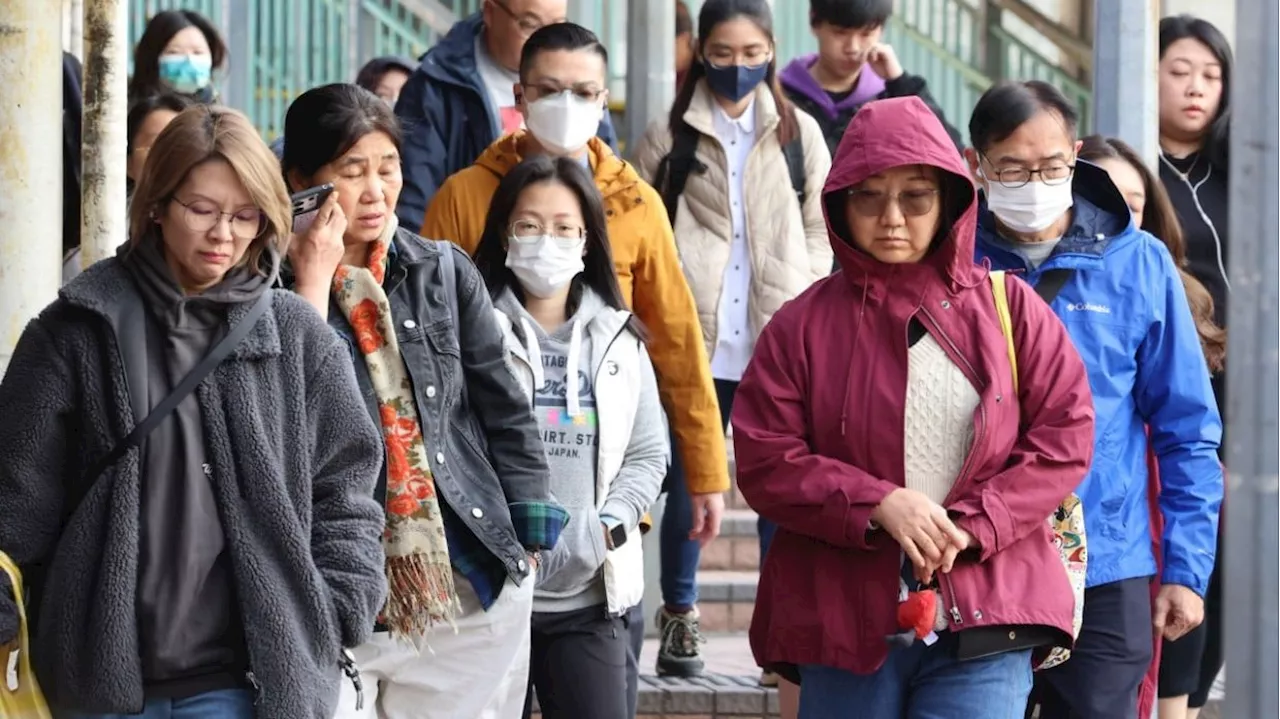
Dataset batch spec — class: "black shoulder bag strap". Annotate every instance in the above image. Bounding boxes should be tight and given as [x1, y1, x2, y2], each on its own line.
[653, 125, 705, 222]
[81, 290, 275, 487]
[781, 135, 807, 206]
[1034, 267, 1075, 304]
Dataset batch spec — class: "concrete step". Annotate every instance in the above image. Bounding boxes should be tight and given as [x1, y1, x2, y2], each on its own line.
[696, 569, 758, 633]
[699, 508, 761, 572]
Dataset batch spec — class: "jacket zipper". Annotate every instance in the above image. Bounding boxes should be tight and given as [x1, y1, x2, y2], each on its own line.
[244, 669, 262, 706]
[917, 308, 990, 629]
[340, 648, 365, 711]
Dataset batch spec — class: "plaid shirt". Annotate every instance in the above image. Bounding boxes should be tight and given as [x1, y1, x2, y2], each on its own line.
[444, 494, 568, 609]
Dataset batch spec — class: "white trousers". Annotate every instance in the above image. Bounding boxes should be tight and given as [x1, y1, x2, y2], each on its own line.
[333, 572, 534, 719]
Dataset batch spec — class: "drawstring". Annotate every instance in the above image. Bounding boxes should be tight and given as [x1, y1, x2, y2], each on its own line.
[566, 319, 583, 417]
[519, 318, 545, 389]
[519, 315, 584, 417]
[840, 275, 871, 437]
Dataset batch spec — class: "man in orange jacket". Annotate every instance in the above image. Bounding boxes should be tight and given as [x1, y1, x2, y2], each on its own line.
[422, 21, 730, 694]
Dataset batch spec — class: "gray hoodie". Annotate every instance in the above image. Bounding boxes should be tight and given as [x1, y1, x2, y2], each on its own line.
[122, 239, 274, 697]
[494, 287, 666, 615]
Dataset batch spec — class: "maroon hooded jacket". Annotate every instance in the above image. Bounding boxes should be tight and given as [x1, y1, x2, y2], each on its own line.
[730, 96, 1096, 677]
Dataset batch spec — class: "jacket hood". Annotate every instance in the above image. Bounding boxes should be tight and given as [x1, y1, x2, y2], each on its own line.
[779, 55, 885, 118]
[824, 95, 979, 290]
[421, 12, 483, 85]
[476, 133, 639, 200]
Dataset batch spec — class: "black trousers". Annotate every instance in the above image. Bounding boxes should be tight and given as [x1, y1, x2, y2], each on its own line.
[523, 604, 630, 719]
[1158, 550, 1223, 706]
[1030, 577, 1155, 719]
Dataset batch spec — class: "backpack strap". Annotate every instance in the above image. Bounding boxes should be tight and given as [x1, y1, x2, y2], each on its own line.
[653, 124, 705, 222]
[782, 135, 806, 206]
[989, 270, 1018, 394]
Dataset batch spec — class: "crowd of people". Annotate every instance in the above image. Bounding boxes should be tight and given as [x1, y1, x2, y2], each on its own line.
[0, 0, 1233, 718]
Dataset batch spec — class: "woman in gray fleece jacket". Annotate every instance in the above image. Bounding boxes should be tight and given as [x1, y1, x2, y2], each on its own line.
[0, 106, 387, 718]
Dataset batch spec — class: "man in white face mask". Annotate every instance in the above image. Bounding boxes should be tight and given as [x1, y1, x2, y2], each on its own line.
[967, 82, 1223, 719]
[424, 22, 731, 719]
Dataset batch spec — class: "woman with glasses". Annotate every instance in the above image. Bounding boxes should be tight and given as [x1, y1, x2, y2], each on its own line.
[281, 83, 567, 719]
[731, 95, 1095, 718]
[632, 0, 831, 683]
[0, 105, 388, 718]
[473, 156, 666, 719]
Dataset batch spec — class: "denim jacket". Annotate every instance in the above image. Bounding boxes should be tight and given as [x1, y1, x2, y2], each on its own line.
[285, 228, 566, 606]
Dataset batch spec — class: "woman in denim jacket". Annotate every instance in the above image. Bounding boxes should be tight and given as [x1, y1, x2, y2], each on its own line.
[282, 83, 568, 719]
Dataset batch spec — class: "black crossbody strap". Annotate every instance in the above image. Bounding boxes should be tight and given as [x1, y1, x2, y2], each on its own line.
[83, 290, 274, 484]
[1034, 268, 1075, 304]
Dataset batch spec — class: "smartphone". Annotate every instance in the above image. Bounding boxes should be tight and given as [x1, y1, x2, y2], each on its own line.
[291, 183, 335, 234]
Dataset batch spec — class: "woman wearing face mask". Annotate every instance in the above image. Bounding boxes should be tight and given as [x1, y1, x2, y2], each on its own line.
[1155, 17, 1232, 719]
[282, 83, 567, 719]
[128, 10, 226, 104]
[0, 105, 387, 718]
[632, 0, 831, 684]
[1080, 134, 1227, 719]
[473, 156, 666, 719]
[731, 96, 1094, 719]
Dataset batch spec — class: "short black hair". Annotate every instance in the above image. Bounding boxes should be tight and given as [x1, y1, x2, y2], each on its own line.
[518, 22, 609, 82]
[809, 0, 893, 29]
[127, 92, 196, 153]
[676, 1, 694, 36]
[969, 80, 1079, 154]
[281, 83, 402, 187]
[354, 56, 416, 93]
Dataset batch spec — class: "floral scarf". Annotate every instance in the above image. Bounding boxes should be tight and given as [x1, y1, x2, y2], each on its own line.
[332, 218, 459, 639]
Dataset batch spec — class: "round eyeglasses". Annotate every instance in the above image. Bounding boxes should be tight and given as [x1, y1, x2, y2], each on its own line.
[509, 220, 587, 243]
[173, 197, 267, 240]
[981, 158, 1076, 189]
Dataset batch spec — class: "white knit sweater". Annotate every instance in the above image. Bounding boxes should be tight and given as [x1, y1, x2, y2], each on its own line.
[903, 334, 980, 504]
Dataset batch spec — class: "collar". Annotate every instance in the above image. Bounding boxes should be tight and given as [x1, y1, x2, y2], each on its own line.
[713, 96, 756, 135]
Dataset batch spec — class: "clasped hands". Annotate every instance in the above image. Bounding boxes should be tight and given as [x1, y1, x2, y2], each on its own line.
[871, 488, 976, 585]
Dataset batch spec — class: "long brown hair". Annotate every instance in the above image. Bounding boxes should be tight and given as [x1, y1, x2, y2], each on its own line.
[668, 0, 799, 146]
[129, 105, 292, 276]
[1079, 135, 1226, 371]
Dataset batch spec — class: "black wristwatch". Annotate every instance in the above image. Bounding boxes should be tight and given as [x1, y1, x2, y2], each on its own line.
[605, 521, 628, 550]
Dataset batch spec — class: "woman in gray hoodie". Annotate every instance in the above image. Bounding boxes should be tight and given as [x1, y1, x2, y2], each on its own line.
[474, 156, 667, 719]
[0, 105, 387, 718]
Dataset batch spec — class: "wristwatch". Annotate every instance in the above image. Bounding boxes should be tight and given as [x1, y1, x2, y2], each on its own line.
[604, 519, 628, 550]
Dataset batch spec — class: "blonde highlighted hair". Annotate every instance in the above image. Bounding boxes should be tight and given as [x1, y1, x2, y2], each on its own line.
[128, 105, 291, 276]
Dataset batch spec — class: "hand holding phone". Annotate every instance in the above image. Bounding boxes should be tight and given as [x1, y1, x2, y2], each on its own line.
[288, 189, 347, 305]
[291, 183, 336, 234]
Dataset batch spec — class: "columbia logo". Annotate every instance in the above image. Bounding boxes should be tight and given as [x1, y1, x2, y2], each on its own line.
[1066, 302, 1112, 314]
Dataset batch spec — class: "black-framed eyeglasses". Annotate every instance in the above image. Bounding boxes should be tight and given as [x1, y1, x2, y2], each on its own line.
[489, 0, 546, 36]
[509, 219, 587, 243]
[980, 154, 1076, 189]
[845, 188, 939, 218]
[172, 197, 267, 240]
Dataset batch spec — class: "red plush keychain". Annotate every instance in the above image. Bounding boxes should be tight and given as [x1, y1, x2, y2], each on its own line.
[896, 589, 937, 640]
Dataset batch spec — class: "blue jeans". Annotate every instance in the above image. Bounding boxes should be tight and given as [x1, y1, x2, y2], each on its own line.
[798, 644, 1033, 719]
[68, 689, 255, 719]
[659, 379, 738, 608]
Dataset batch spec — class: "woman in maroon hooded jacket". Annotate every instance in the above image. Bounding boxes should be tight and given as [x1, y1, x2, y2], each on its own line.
[730, 95, 1096, 717]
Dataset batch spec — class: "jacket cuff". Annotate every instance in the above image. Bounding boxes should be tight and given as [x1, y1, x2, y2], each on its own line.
[953, 513, 999, 562]
[1160, 569, 1208, 598]
[883, 74, 928, 97]
[509, 501, 571, 551]
[600, 500, 639, 534]
[684, 468, 731, 495]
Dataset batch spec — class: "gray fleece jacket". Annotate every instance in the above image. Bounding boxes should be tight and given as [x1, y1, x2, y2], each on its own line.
[0, 255, 387, 717]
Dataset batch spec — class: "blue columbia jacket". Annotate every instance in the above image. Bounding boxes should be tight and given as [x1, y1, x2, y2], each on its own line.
[394, 13, 619, 233]
[974, 161, 1223, 596]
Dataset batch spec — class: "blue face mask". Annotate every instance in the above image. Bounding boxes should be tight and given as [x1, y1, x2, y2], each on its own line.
[704, 61, 770, 103]
[158, 54, 213, 94]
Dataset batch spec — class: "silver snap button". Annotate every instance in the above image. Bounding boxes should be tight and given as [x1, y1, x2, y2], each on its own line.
[435, 452, 445, 464]
[426, 386, 437, 398]
[973, 609, 983, 620]
[940, 300, 951, 309]
[471, 507, 484, 519]
[1008, 630, 1017, 640]
[403, 319, 417, 329]
[517, 559, 528, 571]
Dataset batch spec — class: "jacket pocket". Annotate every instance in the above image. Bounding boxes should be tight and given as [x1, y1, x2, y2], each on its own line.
[535, 506, 606, 597]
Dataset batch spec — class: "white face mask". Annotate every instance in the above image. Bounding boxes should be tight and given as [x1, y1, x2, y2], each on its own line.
[505, 235, 586, 298]
[982, 173, 1075, 234]
[523, 90, 603, 155]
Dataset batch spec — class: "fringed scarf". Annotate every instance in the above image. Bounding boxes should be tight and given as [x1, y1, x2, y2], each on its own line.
[332, 218, 460, 639]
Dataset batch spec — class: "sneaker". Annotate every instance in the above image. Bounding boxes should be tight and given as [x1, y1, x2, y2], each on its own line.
[759, 670, 779, 687]
[655, 605, 706, 677]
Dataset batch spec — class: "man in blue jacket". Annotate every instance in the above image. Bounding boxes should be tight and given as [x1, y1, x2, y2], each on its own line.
[966, 81, 1223, 719]
[394, 0, 619, 232]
